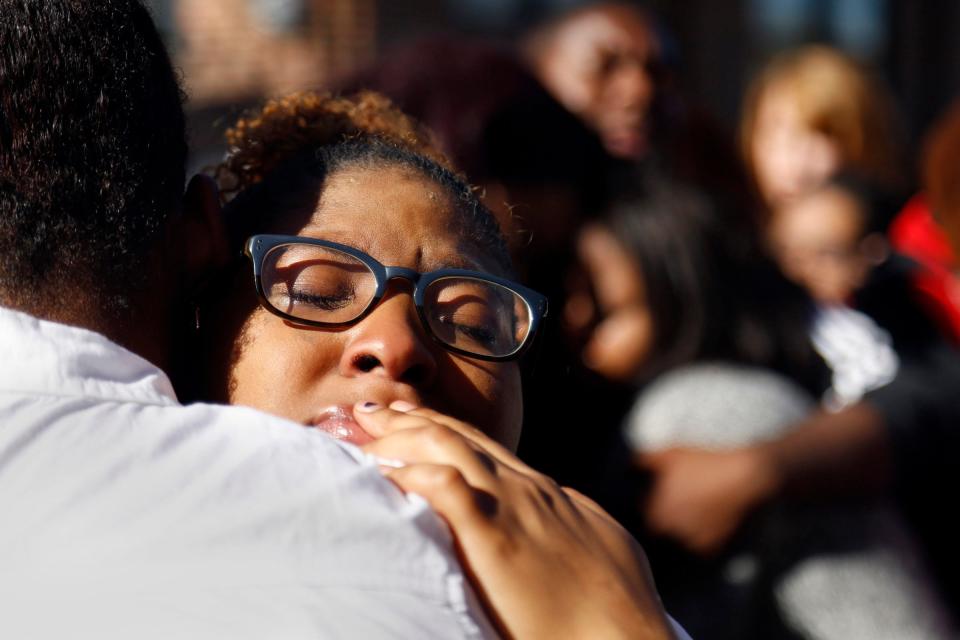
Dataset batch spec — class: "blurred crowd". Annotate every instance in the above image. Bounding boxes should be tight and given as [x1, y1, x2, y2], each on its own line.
[166, 1, 960, 637]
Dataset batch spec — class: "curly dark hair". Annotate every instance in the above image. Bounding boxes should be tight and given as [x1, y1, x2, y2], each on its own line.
[0, 0, 186, 316]
[216, 91, 512, 274]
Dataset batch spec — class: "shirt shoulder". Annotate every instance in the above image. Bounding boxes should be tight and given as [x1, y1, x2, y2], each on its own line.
[0, 396, 497, 639]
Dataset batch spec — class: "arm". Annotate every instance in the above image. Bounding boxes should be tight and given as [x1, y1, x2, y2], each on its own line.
[637, 403, 892, 556]
[639, 348, 960, 555]
[356, 402, 678, 640]
[754, 400, 893, 499]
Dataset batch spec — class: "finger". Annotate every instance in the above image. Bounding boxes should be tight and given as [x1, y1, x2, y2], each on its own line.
[358, 402, 532, 475]
[385, 463, 499, 529]
[383, 463, 510, 632]
[362, 424, 501, 490]
[386, 402, 485, 438]
[389, 403, 535, 475]
[353, 402, 441, 438]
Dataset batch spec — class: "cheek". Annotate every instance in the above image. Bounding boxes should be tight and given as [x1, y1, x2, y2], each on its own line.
[439, 359, 523, 452]
[582, 306, 654, 382]
[498, 366, 524, 452]
[546, 44, 601, 114]
[228, 312, 343, 420]
[751, 130, 785, 194]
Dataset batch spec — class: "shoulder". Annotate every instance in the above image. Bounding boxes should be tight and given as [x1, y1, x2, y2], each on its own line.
[1, 397, 429, 542]
[0, 398, 494, 638]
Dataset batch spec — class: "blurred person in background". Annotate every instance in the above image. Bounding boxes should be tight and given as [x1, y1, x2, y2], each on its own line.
[569, 180, 824, 396]
[740, 44, 902, 216]
[582, 180, 951, 639]
[888, 99, 960, 342]
[743, 44, 952, 409]
[634, 88, 960, 619]
[767, 174, 950, 410]
[523, 1, 759, 221]
[768, 176, 889, 309]
[522, 0, 664, 160]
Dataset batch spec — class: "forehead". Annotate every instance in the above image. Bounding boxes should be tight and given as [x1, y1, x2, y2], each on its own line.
[284, 164, 494, 272]
[558, 7, 657, 58]
[755, 84, 804, 125]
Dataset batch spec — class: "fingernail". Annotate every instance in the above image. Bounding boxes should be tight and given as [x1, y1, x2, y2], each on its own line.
[389, 400, 417, 412]
[355, 401, 381, 413]
[372, 456, 407, 469]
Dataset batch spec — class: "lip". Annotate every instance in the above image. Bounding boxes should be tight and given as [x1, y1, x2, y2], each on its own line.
[308, 406, 375, 445]
[602, 123, 648, 158]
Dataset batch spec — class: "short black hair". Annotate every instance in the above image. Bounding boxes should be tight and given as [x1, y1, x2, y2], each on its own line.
[224, 137, 514, 275]
[0, 0, 186, 316]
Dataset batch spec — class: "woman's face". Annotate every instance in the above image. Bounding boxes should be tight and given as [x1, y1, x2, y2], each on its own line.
[205, 164, 524, 450]
[750, 84, 842, 208]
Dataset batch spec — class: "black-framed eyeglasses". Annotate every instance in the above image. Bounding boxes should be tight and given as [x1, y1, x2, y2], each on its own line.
[244, 234, 548, 361]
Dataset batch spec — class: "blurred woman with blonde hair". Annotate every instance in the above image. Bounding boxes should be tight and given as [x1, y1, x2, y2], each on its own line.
[741, 44, 902, 212]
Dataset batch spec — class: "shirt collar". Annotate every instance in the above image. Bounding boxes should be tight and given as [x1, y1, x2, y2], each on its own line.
[0, 306, 178, 406]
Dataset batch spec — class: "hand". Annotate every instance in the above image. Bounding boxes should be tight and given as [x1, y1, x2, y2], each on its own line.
[637, 447, 779, 556]
[355, 402, 675, 640]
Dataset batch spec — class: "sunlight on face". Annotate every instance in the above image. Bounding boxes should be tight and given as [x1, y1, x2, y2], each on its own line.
[210, 165, 524, 450]
[751, 84, 843, 208]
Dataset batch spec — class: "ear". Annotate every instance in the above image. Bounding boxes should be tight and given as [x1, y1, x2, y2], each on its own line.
[175, 174, 230, 285]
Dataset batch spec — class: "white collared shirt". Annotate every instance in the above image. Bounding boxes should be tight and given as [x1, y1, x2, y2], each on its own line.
[0, 307, 497, 639]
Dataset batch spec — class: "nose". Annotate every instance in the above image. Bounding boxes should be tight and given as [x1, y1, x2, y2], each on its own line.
[338, 290, 438, 386]
[608, 58, 654, 110]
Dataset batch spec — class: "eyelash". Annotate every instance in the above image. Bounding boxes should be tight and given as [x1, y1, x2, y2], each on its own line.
[289, 290, 353, 311]
[437, 313, 498, 345]
[458, 323, 497, 344]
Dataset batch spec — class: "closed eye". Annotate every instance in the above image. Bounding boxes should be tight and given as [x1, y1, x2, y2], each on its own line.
[288, 287, 354, 311]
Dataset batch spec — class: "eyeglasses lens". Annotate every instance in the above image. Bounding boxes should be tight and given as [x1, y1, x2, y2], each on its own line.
[424, 276, 531, 357]
[262, 244, 378, 324]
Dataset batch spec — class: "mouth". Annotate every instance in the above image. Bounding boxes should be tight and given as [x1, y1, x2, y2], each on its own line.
[307, 406, 374, 445]
[601, 122, 649, 159]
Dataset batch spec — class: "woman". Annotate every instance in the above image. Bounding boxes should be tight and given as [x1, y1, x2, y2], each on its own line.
[195, 91, 683, 639]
